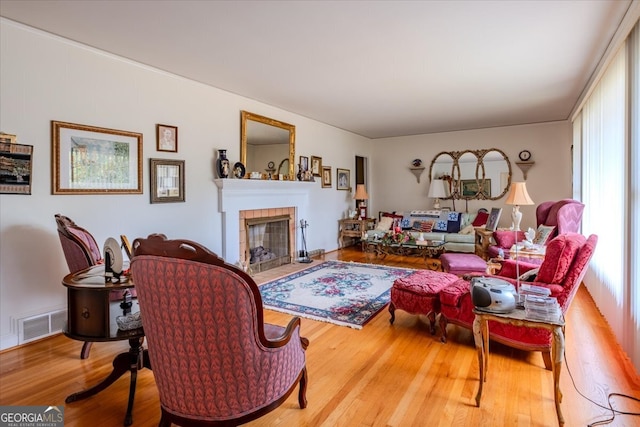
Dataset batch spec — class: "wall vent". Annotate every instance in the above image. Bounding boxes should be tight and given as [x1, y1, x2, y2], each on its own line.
[18, 310, 66, 344]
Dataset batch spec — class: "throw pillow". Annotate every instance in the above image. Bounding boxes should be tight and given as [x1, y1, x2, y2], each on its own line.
[536, 234, 586, 284]
[493, 230, 526, 248]
[375, 216, 394, 231]
[459, 224, 475, 234]
[472, 211, 490, 227]
[533, 225, 556, 245]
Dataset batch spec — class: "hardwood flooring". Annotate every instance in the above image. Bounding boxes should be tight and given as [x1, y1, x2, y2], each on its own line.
[1, 248, 639, 426]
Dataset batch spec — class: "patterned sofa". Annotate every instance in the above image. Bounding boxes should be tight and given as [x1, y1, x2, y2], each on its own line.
[370, 209, 491, 253]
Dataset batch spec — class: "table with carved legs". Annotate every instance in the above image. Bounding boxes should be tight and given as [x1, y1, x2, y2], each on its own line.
[472, 308, 566, 426]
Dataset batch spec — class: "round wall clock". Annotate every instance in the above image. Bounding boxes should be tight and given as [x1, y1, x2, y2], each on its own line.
[518, 150, 532, 161]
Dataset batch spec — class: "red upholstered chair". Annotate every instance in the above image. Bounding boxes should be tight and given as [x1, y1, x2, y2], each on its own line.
[55, 214, 103, 359]
[487, 199, 585, 259]
[130, 234, 309, 427]
[439, 233, 597, 370]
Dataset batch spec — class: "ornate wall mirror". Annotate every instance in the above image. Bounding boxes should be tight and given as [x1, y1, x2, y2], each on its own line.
[240, 111, 295, 179]
[429, 148, 511, 201]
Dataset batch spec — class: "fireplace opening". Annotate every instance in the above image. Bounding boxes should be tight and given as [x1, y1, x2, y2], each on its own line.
[245, 215, 291, 273]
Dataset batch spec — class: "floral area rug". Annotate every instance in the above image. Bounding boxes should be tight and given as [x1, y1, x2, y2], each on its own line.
[259, 260, 416, 329]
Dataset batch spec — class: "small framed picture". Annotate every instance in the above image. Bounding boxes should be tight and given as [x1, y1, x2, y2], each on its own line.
[311, 156, 322, 176]
[150, 158, 185, 203]
[300, 156, 309, 172]
[337, 168, 350, 190]
[322, 166, 332, 188]
[156, 124, 178, 152]
[485, 207, 502, 231]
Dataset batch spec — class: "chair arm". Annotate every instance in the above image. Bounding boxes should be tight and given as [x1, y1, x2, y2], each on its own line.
[263, 316, 308, 349]
[497, 259, 539, 279]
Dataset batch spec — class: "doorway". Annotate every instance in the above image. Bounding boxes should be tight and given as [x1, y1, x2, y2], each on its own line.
[355, 155, 369, 218]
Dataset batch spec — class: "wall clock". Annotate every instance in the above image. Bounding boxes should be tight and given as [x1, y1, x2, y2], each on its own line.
[518, 150, 532, 161]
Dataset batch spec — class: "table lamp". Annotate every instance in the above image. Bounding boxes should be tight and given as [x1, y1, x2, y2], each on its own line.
[428, 179, 447, 210]
[504, 182, 534, 231]
[353, 184, 369, 219]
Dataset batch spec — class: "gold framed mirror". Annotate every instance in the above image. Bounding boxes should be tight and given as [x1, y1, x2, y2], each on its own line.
[429, 148, 511, 201]
[240, 111, 295, 179]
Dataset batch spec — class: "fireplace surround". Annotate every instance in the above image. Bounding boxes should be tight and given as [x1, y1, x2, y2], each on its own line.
[214, 179, 313, 267]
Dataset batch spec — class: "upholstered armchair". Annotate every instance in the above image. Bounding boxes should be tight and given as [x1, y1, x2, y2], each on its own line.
[55, 214, 103, 359]
[130, 234, 309, 427]
[439, 233, 597, 370]
[487, 199, 585, 259]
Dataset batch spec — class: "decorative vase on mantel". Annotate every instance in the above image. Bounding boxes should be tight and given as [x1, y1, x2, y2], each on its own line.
[217, 149, 230, 178]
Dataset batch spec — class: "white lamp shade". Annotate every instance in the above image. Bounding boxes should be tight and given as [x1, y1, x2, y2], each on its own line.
[428, 179, 447, 198]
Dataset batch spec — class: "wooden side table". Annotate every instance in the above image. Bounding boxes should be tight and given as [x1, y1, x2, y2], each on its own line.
[475, 228, 494, 260]
[472, 308, 566, 426]
[338, 218, 375, 248]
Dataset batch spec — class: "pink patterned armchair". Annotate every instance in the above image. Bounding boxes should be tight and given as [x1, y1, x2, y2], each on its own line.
[439, 233, 597, 370]
[130, 234, 309, 426]
[487, 199, 585, 259]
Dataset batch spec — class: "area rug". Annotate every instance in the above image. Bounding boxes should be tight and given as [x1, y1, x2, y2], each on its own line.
[259, 260, 415, 329]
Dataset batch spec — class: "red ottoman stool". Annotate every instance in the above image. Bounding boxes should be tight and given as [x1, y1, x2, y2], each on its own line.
[440, 253, 487, 276]
[389, 270, 460, 334]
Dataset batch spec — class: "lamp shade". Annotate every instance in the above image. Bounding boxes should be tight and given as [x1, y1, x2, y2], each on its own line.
[504, 182, 534, 206]
[353, 184, 369, 200]
[428, 179, 447, 198]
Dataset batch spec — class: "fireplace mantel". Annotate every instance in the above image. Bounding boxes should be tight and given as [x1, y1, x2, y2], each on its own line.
[214, 179, 314, 264]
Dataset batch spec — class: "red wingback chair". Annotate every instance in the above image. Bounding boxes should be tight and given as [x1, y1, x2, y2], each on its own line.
[487, 199, 585, 259]
[130, 234, 309, 427]
[439, 233, 597, 370]
[55, 214, 103, 359]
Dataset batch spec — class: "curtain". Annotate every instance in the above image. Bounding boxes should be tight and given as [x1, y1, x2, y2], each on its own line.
[575, 20, 640, 372]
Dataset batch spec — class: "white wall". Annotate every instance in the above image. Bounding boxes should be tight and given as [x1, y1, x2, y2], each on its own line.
[368, 121, 574, 231]
[0, 19, 369, 349]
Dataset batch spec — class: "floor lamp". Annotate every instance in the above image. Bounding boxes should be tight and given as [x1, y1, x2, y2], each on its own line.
[428, 179, 447, 210]
[505, 182, 534, 298]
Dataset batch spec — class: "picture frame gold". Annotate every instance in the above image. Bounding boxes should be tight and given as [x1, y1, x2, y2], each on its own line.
[322, 166, 332, 188]
[311, 156, 322, 176]
[51, 121, 142, 195]
[150, 158, 185, 203]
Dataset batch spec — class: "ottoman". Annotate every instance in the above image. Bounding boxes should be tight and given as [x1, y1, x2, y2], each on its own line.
[440, 253, 488, 276]
[389, 270, 460, 334]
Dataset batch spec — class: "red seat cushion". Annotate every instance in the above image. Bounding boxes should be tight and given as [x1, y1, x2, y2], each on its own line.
[439, 279, 471, 306]
[393, 270, 459, 295]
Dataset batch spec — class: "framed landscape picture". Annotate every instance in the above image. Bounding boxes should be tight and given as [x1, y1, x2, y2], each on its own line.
[461, 179, 491, 198]
[51, 121, 142, 194]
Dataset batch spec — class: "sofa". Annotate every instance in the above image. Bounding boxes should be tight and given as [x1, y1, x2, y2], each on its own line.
[370, 209, 491, 253]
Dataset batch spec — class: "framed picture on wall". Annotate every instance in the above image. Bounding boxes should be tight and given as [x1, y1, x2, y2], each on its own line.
[150, 158, 185, 203]
[322, 166, 332, 188]
[311, 156, 322, 176]
[300, 156, 309, 172]
[337, 168, 350, 190]
[0, 142, 33, 195]
[51, 120, 143, 194]
[157, 124, 178, 152]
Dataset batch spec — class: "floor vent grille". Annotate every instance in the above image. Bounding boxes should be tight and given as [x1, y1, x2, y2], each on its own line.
[18, 310, 66, 344]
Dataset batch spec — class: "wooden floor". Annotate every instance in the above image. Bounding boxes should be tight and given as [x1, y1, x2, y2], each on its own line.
[1, 248, 639, 426]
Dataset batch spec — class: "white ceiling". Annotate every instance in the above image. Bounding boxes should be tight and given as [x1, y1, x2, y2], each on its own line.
[0, 0, 634, 139]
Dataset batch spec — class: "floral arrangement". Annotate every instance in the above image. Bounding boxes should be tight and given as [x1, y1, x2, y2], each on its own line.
[381, 228, 416, 245]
